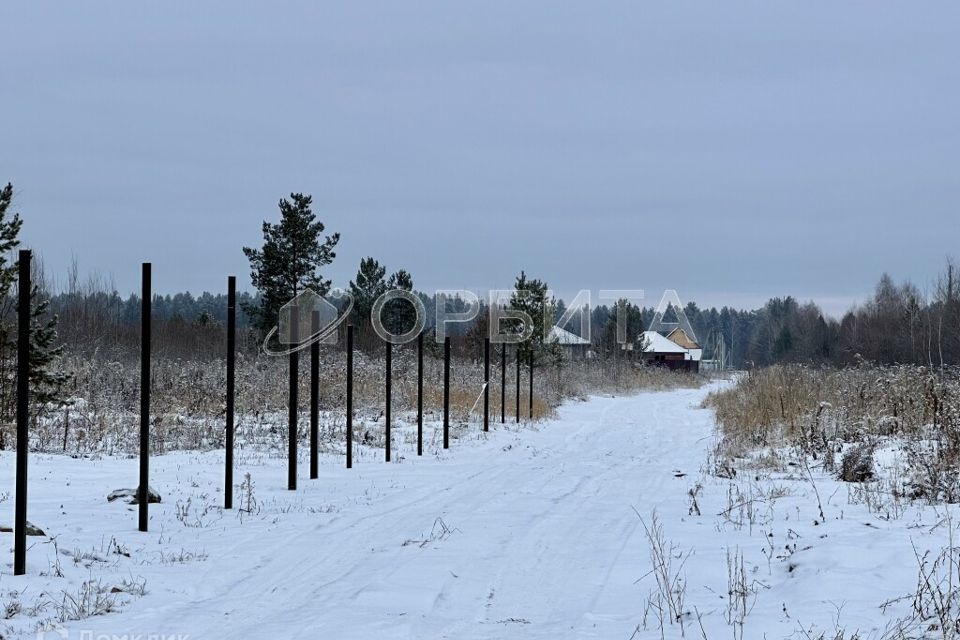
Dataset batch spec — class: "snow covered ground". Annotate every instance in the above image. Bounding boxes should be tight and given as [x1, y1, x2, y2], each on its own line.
[2, 382, 955, 639]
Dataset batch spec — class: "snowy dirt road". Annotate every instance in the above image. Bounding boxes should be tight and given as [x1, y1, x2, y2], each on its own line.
[4, 383, 950, 639]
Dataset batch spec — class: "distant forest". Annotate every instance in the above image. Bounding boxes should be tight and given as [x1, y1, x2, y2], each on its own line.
[44, 260, 959, 368]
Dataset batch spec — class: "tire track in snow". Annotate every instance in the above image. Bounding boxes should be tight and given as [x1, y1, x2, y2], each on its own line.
[71, 386, 720, 640]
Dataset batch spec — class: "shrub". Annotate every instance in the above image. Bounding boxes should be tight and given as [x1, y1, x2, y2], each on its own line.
[839, 444, 874, 483]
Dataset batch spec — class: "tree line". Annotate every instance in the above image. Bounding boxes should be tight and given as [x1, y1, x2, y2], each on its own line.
[40, 261, 960, 370]
[2, 183, 958, 434]
[577, 264, 960, 369]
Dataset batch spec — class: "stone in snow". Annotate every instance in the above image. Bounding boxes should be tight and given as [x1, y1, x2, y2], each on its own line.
[107, 486, 162, 505]
[0, 521, 46, 536]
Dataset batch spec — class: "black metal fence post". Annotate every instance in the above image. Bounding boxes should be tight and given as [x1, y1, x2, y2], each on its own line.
[310, 310, 320, 480]
[417, 332, 423, 456]
[529, 350, 534, 419]
[225, 276, 235, 509]
[346, 325, 353, 469]
[288, 312, 298, 491]
[515, 345, 520, 423]
[13, 250, 30, 575]
[443, 336, 450, 449]
[139, 262, 151, 532]
[500, 345, 505, 424]
[385, 339, 392, 462]
[483, 337, 489, 432]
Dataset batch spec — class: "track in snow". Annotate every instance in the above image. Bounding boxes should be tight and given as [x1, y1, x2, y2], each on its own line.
[19, 386, 714, 640]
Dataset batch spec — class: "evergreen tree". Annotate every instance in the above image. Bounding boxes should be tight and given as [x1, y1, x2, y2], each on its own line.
[242, 193, 340, 337]
[384, 269, 415, 335]
[509, 271, 556, 360]
[601, 299, 644, 356]
[387, 269, 412, 290]
[0, 183, 71, 447]
[772, 325, 794, 360]
[553, 299, 568, 326]
[348, 257, 387, 326]
[590, 304, 611, 348]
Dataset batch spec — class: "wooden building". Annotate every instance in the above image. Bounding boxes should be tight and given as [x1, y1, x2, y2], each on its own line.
[640, 330, 701, 372]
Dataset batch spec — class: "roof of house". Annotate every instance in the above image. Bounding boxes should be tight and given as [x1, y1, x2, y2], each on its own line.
[640, 330, 689, 354]
[547, 325, 591, 346]
[666, 328, 701, 350]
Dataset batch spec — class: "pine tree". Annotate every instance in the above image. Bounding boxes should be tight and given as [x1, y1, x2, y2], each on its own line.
[387, 269, 412, 291]
[348, 257, 387, 326]
[509, 270, 557, 360]
[601, 299, 644, 357]
[0, 183, 71, 448]
[242, 193, 340, 337]
[553, 299, 568, 325]
[384, 269, 415, 335]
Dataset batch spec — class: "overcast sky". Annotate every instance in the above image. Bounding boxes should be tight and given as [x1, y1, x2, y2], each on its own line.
[2, 2, 958, 317]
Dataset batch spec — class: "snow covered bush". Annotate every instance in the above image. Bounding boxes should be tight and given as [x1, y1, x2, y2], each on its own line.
[840, 443, 875, 483]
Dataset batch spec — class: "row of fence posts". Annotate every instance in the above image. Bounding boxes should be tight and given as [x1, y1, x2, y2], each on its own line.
[11, 261, 537, 574]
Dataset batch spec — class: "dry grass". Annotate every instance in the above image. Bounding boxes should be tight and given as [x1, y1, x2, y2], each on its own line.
[705, 364, 960, 504]
[4, 349, 705, 455]
[706, 365, 960, 449]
